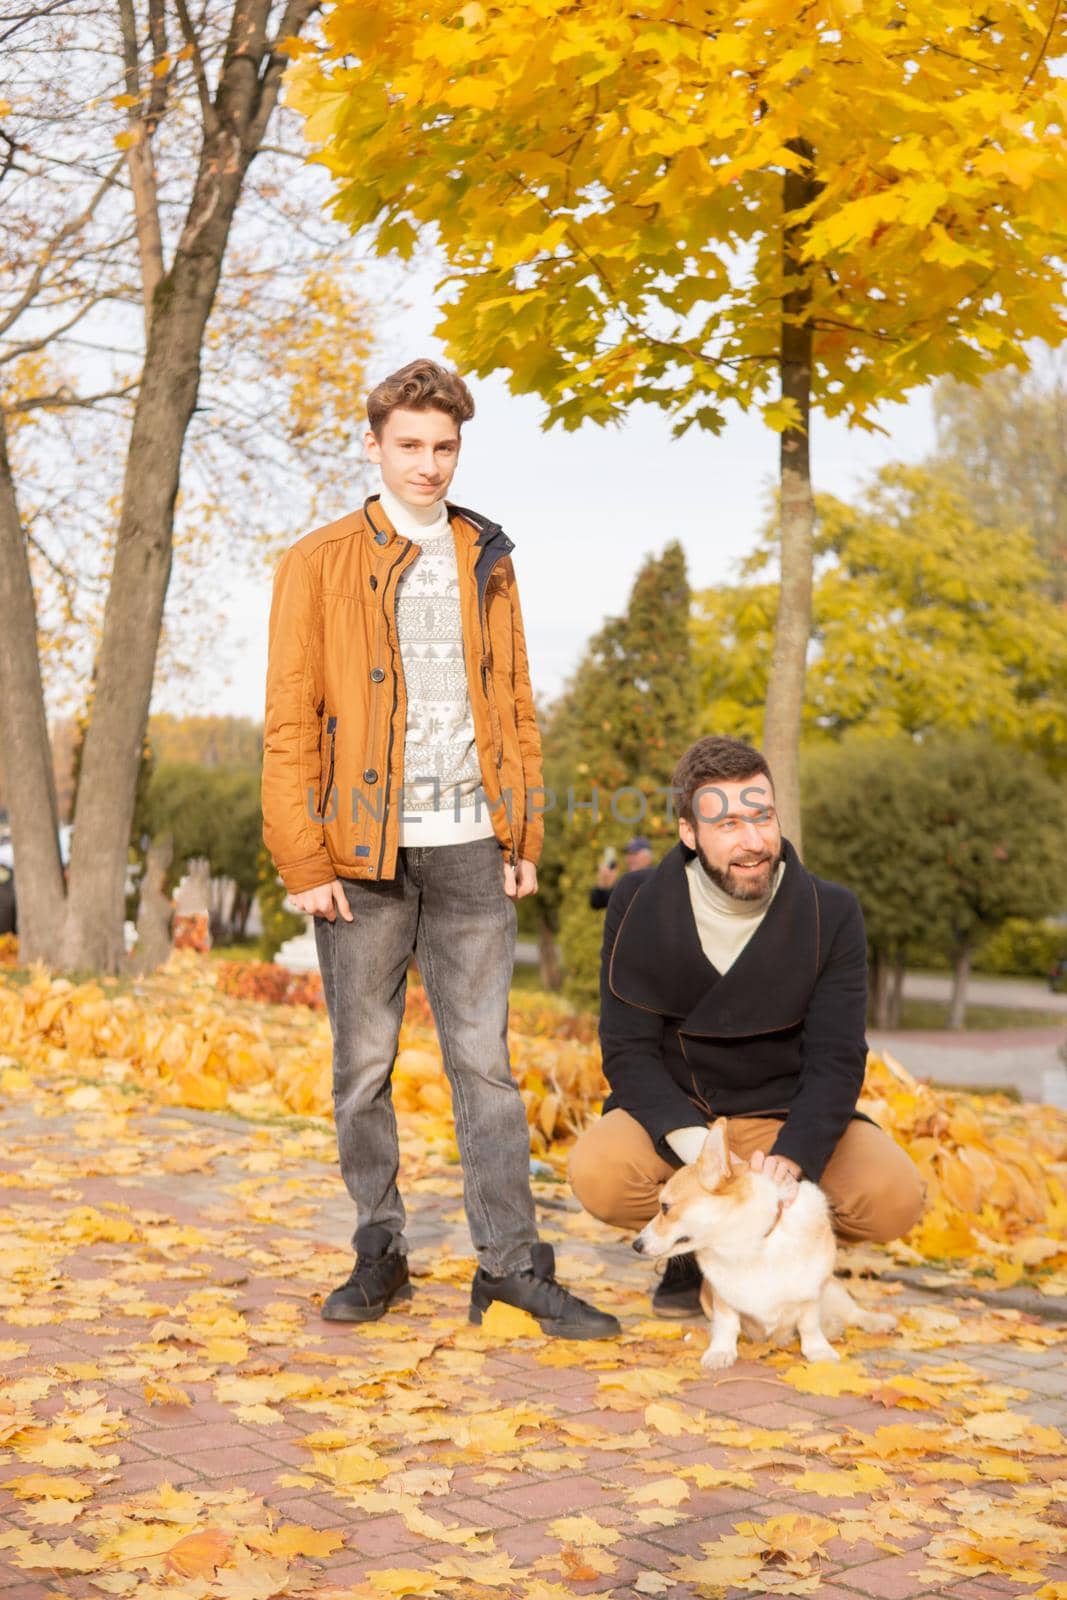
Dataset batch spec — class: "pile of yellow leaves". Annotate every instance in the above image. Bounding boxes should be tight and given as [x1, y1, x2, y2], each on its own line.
[0, 953, 1064, 1285]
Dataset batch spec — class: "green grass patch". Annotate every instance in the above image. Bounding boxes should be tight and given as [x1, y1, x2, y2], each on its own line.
[891, 998, 1066, 1031]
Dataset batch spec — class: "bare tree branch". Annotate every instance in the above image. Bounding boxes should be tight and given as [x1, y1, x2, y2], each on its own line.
[174, 0, 218, 135]
[0, 156, 126, 339]
[145, 0, 170, 129]
[0, 292, 127, 364]
[245, 0, 322, 152]
[0, 0, 76, 47]
[117, 0, 165, 326]
[9, 380, 140, 412]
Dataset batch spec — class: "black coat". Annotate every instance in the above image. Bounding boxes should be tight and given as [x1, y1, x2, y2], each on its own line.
[598, 838, 871, 1181]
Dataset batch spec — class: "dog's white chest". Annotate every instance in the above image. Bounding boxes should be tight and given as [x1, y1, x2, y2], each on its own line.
[695, 1188, 836, 1330]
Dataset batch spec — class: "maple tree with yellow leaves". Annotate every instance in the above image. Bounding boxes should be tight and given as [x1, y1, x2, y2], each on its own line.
[287, 0, 1067, 843]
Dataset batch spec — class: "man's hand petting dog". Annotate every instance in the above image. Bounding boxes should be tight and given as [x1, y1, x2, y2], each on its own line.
[749, 1148, 801, 1205]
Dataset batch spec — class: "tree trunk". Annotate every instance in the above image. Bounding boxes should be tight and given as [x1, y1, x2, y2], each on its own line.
[948, 946, 970, 1030]
[888, 954, 906, 1029]
[762, 140, 822, 855]
[233, 888, 252, 941]
[0, 412, 68, 959]
[0, 0, 320, 973]
[870, 947, 890, 1029]
[538, 919, 563, 992]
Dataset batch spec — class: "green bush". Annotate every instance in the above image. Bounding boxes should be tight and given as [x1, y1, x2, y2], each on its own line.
[256, 847, 305, 962]
[972, 917, 1067, 979]
[558, 896, 606, 1011]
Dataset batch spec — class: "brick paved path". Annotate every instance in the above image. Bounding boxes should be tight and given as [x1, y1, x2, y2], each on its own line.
[2, 1094, 1065, 1598]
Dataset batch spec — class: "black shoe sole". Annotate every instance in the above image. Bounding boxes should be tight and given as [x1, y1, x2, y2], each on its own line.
[320, 1281, 413, 1323]
[468, 1303, 620, 1340]
[651, 1295, 705, 1320]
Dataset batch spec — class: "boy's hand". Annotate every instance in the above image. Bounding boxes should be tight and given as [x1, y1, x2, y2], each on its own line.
[290, 879, 354, 922]
[503, 858, 538, 899]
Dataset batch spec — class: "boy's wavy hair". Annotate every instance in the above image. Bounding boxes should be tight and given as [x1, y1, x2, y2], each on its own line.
[366, 358, 475, 438]
[672, 736, 774, 827]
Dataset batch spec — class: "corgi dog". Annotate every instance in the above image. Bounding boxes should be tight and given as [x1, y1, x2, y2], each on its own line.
[633, 1118, 895, 1370]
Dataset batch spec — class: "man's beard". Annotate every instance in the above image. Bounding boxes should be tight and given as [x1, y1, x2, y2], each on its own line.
[694, 839, 781, 902]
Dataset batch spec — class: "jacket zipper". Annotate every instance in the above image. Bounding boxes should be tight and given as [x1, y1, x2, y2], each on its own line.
[376, 540, 414, 879]
[477, 549, 514, 863]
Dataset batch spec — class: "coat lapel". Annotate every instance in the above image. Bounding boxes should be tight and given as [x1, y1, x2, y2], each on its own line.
[609, 838, 821, 1037]
[608, 845, 718, 1019]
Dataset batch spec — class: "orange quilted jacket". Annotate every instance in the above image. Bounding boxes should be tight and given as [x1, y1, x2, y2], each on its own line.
[262, 495, 544, 894]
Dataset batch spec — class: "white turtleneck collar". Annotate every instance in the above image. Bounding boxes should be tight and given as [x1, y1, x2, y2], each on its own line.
[686, 851, 786, 920]
[379, 482, 451, 542]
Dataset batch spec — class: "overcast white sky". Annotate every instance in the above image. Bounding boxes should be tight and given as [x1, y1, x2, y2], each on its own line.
[153, 262, 937, 722]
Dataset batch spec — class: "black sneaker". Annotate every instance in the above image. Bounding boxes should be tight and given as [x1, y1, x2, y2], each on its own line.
[321, 1223, 412, 1323]
[470, 1242, 621, 1340]
[651, 1251, 703, 1319]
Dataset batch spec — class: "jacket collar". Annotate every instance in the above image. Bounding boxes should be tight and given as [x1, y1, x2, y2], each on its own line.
[608, 837, 821, 1037]
[362, 494, 512, 550]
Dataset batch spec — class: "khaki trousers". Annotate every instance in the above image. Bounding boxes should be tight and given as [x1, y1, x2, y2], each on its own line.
[569, 1109, 925, 1244]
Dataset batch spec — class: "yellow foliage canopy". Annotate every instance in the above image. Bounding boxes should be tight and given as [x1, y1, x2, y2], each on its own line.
[286, 0, 1067, 434]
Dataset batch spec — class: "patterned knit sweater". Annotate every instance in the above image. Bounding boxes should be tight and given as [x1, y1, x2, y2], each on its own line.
[380, 484, 496, 848]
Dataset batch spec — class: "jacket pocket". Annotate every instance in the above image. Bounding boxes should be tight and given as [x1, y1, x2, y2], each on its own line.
[318, 715, 338, 821]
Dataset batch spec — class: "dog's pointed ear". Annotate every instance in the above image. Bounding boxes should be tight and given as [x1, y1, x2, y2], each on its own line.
[696, 1118, 731, 1187]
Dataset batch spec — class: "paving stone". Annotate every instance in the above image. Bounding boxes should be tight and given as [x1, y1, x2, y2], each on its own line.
[136, 1420, 280, 1457]
[839, 1553, 935, 1597]
[168, 1444, 280, 1478]
[727, 1399, 818, 1428]
[94, 1457, 201, 1493]
[490, 1472, 620, 1518]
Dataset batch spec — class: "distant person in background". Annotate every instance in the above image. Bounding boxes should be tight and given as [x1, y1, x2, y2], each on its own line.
[589, 836, 655, 911]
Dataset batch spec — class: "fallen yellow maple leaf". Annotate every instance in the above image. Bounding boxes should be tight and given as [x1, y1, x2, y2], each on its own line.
[644, 1400, 703, 1437]
[780, 1359, 875, 1397]
[789, 1465, 891, 1498]
[559, 1543, 618, 1580]
[164, 1527, 234, 1577]
[547, 1514, 621, 1547]
[362, 1568, 450, 1596]
[628, 1477, 690, 1507]
[142, 1380, 192, 1408]
[963, 1409, 1027, 1440]
[3, 1474, 94, 1501]
[477, 1300, 541, 1338]
[13, 1535, 101, 1572]
[244, 1524, 346, 1559]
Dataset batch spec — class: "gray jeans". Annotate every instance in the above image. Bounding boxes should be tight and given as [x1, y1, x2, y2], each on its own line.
[314, 836, 538, 1276]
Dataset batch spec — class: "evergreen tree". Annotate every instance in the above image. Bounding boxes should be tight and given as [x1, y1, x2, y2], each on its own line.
[540, 542, 696, 1005]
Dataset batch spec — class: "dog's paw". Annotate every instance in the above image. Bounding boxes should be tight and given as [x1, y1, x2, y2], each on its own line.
[701, 1347, 737, 1371]
[800, 1339, 839, 1364]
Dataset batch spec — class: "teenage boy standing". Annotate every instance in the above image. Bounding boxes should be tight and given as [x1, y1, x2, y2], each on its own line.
[262, 359, 618, 1338]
